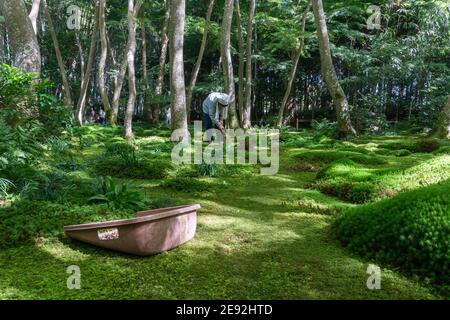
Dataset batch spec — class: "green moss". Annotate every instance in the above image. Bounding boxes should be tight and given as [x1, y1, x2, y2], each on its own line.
[0, 201, 134, 248]
[414, 138, 441, 153]
[333, 180, 450, 296]
[0, 125, 444, 299]
[313, 155, 450, 203]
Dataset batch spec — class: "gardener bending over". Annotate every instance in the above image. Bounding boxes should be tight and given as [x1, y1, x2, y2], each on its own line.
[202, 92, 231, 140]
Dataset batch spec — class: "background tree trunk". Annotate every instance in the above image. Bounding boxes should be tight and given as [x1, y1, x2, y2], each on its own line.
[277, 2, 311, 127]
[124, 0, 139, 140]
[111, 2, 142, 124]
[76, 2, 99, 125]
[235, 0, 245, 126]
[186, 0, 215, 124]
[434, 96, 450, 139]
[242, 0, 256, 129]
[98, 0, 113, 125]
[154, 0, 171, 124]
[1, 0, 41, 76]
[312, 0, 356, 137]
[141, 8, 151, 122]
[220, 0, 239, 128]
[28, 0, 41, 35]
[169, 0, 188, 138]
[43, 0, 72, 108]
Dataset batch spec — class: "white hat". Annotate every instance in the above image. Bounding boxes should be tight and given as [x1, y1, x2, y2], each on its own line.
[217, 93, 231, 106]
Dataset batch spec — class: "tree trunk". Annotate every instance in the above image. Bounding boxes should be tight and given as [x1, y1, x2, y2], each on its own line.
[141, 8, 151, 122]
[434, 96, 450, 139]
[277, 2, 311, 127]
[75, 32, 85, 82]
[154, 0, 171, 124]
[28, 0, 41, 35]
[220, 0, 239, 128]
[312, 0, 356, 137]
[1, 0, 41, 76]
[169, 0, 188, 138]
[235, 0, 245, 126]
[75, 1, 99, 125]
[111, 51, 128, 122]
[98, 0, 114, 125]
[42, 0, 72, 108]
[124, 0, 139, 140]
[110, 1, 142, 124]
[241, 0, 256, 129]
[186, 0, 215, 124]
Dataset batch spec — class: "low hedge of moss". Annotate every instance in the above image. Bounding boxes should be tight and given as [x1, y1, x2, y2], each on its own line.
[333, 180, 450, 295]
[313, 155, 450, 203]
[93, 157, 172, 179]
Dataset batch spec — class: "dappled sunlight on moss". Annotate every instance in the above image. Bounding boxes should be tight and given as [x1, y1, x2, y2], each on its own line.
[1, 125, 445, 299]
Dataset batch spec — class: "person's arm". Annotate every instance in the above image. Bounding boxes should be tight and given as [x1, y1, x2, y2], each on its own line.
[206, 96, 221, 126]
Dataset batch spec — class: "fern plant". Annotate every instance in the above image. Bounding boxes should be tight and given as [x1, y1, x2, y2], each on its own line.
[0, 178, 14, 198]
[89, 176, 145, 210]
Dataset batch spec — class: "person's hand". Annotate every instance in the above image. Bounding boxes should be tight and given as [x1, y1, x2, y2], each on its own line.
[218, 122, 226, 135]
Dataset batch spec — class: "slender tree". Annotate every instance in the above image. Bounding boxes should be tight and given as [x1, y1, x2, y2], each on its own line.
[169, 0, 188, 138]
[242, 0, 256, 129]
[111, 1, 142, 124]
[220, 0, 239, 128]
[154, 0, 171, 124]
[186, 0, 215, 123]
[98, 0, 113, 125]
[277, 2, 311, 127]
[42, 0, 72, 108]
[1, 0, 41, 76]
[76, 2, 99, 125]
[235, 0, 245, 126]
[28, 0, 41, 35]
[141, 8, 150, 122]
[312, 0, 356, 137]
[124, 0, 140, 139]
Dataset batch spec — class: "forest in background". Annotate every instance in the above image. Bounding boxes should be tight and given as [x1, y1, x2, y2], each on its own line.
[0, 0, 449, 137]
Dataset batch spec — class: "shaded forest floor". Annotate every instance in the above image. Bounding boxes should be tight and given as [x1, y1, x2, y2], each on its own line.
[1, 124, 448, 299]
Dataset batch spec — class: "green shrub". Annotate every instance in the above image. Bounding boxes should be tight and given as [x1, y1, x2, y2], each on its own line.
[93, 155, 171, 180]
[147, 196, 178, 209]
[295, 150, 386, 166]
[314, 178, 379, 204]
[0, 64, 71, 135]
[104, 141, 139, 166]
[0, 201, 134, 248]
[88, 176, 146, 210]
[415, 138, 441, 153]
[311, 119, 337, 139]
[374, 148, 412, 157]
[193, 163, 254, 178]
[378, 139, 417, 152]
[0, 178, 13, 198]
[333, 180, 450, 293]
[162, 177, 211, 192]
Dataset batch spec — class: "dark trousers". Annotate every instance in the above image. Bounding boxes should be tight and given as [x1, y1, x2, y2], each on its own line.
[203, 113, 218, 142]
[203, 112, 213, 131]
